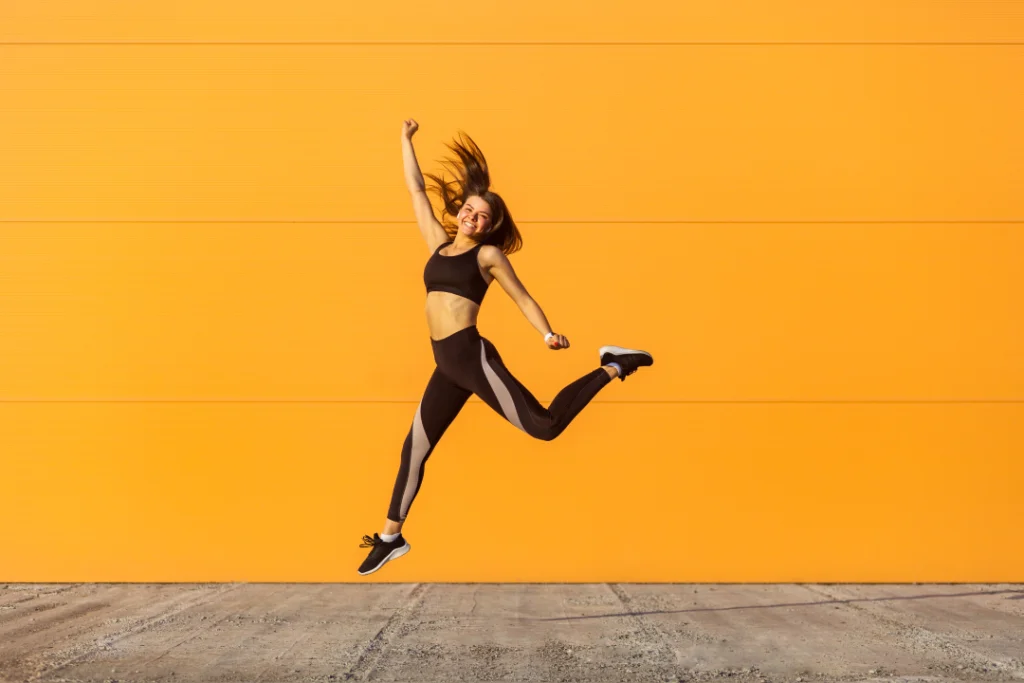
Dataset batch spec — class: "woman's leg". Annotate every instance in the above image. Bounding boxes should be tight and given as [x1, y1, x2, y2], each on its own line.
[385, 367, 471, 528]
[358, 367, 470, 575]
[469, 337, 613, 441]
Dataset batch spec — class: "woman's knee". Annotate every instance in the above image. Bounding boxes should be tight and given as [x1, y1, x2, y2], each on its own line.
[527, 422, 562, 442]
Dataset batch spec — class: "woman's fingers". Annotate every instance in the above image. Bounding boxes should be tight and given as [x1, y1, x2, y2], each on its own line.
[548, 334, 569, 349]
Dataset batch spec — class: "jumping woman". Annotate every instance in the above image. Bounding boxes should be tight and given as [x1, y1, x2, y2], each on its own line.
[357, 119, 654, 575]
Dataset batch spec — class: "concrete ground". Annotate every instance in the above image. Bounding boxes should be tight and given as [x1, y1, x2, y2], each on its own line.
[0, 584, 1021, 683]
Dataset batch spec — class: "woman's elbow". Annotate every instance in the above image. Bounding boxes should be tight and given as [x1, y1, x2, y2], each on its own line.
[517, 295, 538, 311]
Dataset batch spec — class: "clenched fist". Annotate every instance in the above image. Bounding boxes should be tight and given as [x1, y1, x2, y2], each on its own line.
[546, 333, 570, 350]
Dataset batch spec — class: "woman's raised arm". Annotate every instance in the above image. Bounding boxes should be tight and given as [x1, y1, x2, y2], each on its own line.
[402, 119, 449, 252]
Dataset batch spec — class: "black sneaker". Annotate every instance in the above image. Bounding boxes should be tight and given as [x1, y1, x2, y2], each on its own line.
[357, 533, 411, 576]
[599, 346, 654, 381]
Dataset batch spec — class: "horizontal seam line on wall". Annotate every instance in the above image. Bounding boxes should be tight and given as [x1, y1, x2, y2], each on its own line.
[1, 400, 1020, 404]
[2, 220, 1022, 225]
[1, 41, 1022, 46]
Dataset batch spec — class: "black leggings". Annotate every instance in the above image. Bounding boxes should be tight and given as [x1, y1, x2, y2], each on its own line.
[388, 325, 612, 522]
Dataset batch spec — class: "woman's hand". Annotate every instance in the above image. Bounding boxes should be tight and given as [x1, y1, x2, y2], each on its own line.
[402, 119, 419, 139]
[545, 333, 569, 350]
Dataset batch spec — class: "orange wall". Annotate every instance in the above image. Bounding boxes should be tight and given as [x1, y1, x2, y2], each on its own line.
[1, 1, 1022, 582]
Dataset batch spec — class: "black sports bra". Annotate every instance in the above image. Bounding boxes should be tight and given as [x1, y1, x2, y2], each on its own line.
[423, 241, 490, 305]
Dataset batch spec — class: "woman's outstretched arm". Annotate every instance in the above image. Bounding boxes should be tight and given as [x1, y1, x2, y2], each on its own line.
[402, 119, 449, 252]
[481, 246, 569, 350]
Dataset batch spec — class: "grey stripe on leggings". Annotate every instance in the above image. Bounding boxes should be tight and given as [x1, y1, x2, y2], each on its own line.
[400, 403, 430, 519]
[480, 342, 526, 432]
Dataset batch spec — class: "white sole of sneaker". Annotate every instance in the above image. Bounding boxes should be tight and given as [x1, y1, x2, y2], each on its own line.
[358, 542, 411, 576]
[599, 345, 652, 361]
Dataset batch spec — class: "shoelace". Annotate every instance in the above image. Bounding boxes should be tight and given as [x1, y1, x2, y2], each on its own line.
[359, 534, 379, 548]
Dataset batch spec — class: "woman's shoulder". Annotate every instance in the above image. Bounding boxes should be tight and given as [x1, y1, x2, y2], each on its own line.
[478, 243, 505, 258]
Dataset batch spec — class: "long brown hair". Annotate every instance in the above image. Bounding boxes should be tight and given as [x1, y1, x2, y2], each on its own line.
[424, 132, 523, 255]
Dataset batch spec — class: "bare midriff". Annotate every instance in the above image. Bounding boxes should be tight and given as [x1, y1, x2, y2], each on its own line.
[425, 291, 482, 341]
[424, 244, 495, 340]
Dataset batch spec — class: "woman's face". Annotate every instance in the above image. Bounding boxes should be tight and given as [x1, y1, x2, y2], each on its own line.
[457, 196, 494, 237]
